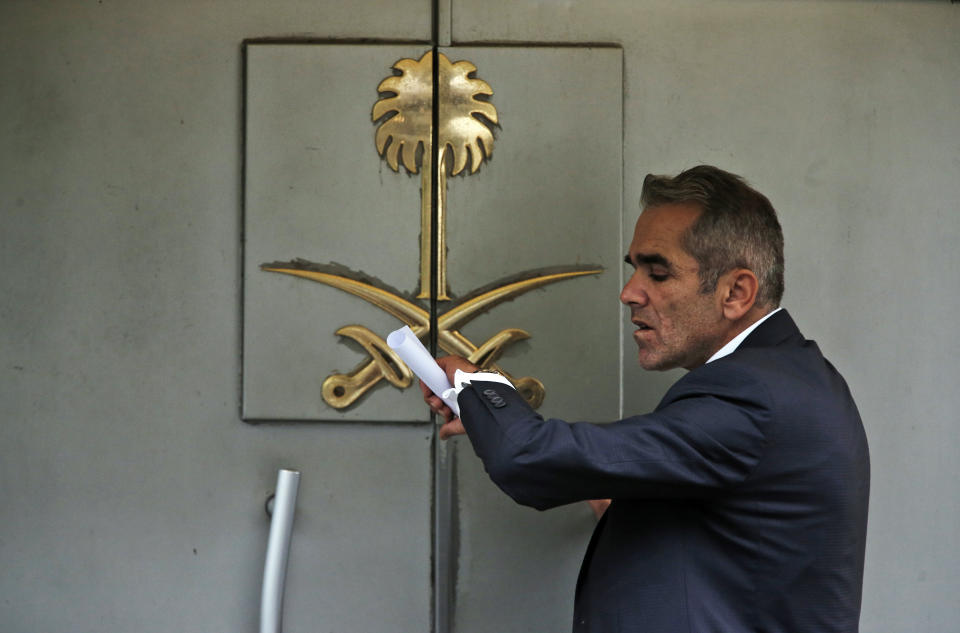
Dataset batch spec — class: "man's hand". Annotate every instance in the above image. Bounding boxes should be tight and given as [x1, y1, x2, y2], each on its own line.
[420, 355, 479, 439]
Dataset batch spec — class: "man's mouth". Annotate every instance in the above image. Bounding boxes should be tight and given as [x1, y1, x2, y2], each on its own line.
[632, 320, 653, 332]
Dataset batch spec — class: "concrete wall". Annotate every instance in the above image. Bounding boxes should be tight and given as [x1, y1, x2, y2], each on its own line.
[2, 1, 958, 632]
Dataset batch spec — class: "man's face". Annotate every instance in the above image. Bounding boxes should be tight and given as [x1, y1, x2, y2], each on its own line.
[621, 203, 726, 371]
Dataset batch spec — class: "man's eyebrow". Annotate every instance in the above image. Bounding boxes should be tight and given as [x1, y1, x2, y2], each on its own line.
[624, 252, 673, 270]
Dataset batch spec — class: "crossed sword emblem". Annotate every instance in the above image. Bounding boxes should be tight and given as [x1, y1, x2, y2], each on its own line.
[261, 262, 601, 410]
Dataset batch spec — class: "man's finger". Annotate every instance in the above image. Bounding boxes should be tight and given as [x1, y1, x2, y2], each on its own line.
[436, 355, 479, 384]
[419, 378, 433, 398]
[438, 418, 466, 439]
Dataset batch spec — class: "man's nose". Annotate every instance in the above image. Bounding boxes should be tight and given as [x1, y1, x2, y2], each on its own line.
[620, 272, 648, 306]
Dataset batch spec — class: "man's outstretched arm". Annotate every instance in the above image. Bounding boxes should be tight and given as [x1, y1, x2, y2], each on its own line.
[423, 356, 772, 511]
[420, 355, 610, 516]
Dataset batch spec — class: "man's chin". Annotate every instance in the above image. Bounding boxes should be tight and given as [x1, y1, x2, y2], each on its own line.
[637, 352, 670, 372]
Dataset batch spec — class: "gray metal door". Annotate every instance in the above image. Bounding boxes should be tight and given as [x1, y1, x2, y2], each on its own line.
[244, 43, 622, 632]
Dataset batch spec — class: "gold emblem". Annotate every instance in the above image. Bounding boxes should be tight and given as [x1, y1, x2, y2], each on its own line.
[372, 50, 498, 300]
[263, 51, 601, 411]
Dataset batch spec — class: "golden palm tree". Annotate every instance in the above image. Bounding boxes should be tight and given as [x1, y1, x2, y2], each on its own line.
[372, 50, 499, 300]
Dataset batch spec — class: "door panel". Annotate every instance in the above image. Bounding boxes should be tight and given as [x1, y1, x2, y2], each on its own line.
[441, 46, 623, 633]
[243, 43, 434, 633]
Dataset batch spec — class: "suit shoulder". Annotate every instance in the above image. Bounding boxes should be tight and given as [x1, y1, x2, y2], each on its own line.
[664, 359, 774, 408]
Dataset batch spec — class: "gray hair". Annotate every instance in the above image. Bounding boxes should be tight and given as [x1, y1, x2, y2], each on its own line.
[640, 165, 784, 307]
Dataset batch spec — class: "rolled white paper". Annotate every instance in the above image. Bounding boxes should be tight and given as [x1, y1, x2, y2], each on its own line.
[387, 325, 460, 416]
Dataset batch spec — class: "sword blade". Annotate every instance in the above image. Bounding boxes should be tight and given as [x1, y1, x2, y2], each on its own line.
[438, 268, 602, 332]
[261, 267, 430, 327]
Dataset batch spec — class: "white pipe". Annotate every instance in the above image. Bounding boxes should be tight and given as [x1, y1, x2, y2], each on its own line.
[260, 469, 300, 633]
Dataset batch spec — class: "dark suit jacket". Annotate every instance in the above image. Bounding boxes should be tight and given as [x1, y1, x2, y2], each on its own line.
[457, 310, 869, 633]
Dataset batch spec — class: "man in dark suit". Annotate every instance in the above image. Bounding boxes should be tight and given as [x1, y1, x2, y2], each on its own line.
[423, 165, 869, 633]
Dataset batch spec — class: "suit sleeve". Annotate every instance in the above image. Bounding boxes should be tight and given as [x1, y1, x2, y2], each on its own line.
[458, 365, 773, 511]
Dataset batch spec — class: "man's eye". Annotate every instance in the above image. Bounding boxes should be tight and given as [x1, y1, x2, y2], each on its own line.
[649, 272, 668, 282]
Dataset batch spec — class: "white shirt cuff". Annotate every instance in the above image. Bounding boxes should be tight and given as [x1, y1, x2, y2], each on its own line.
[440, 369, 515, 404]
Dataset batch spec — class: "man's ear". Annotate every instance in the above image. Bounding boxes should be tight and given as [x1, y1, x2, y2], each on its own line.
[719, 269, 759, 321]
